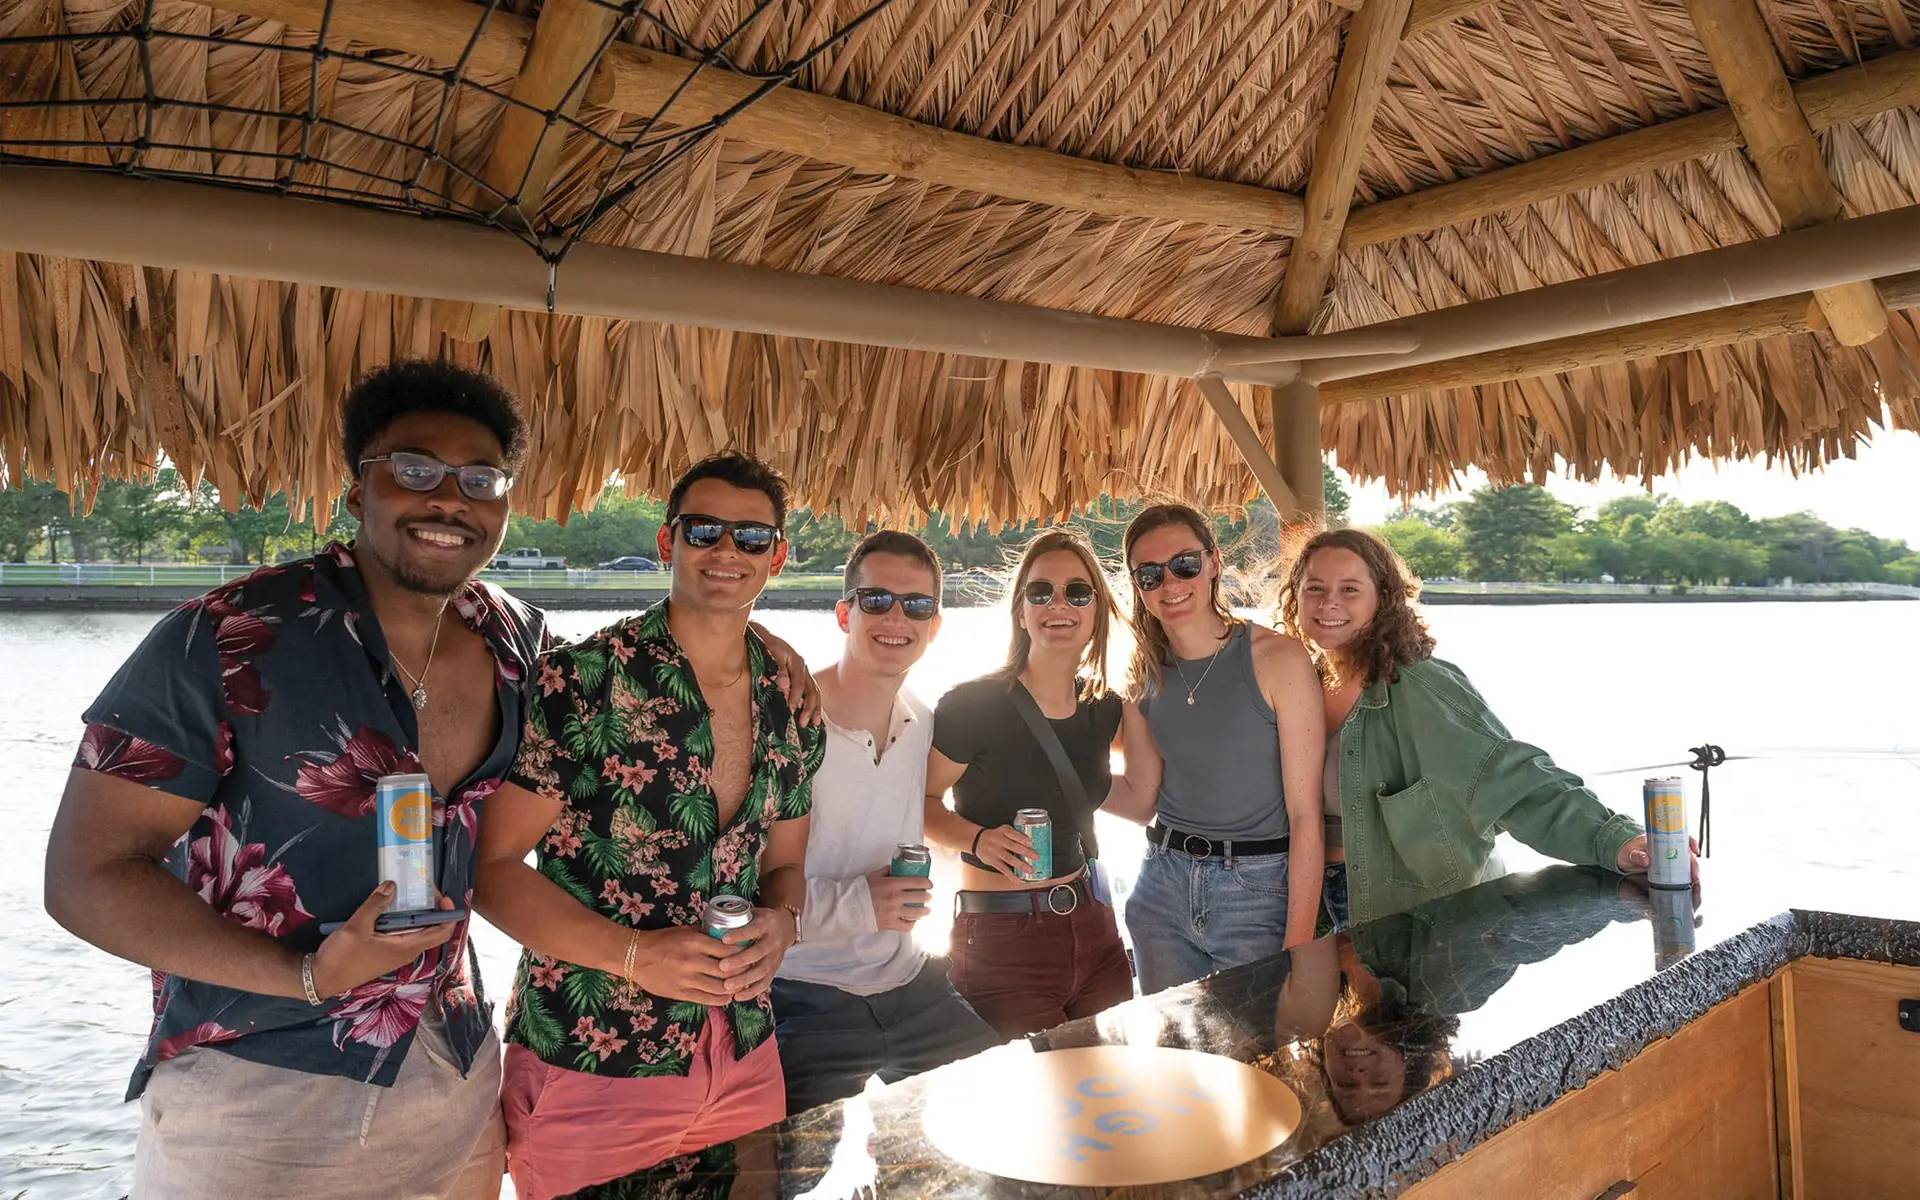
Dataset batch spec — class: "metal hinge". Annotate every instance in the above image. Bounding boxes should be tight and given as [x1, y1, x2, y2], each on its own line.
[1595, 1183, 1639, 1200]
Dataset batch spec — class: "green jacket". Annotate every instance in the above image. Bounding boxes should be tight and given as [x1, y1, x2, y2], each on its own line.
[1336, 657, 1643, 926]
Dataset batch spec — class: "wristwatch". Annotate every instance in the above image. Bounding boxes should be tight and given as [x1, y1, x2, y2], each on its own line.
[779, 903, 804, 943]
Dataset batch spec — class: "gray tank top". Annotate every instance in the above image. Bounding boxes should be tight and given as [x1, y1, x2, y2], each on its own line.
[1142, 623, 1289, 840]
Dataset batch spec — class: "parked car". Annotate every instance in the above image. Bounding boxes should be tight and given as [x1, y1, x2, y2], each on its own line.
[491, 547, 566, 570]
[597, 556, 661, 572]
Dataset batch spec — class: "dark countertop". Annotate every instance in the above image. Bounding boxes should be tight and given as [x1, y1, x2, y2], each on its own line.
[551, 866, 1920, 1200]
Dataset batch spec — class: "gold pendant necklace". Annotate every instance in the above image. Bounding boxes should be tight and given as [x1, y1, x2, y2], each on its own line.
[391, 610, 446, 712]
[1172, 639, 1228, 706]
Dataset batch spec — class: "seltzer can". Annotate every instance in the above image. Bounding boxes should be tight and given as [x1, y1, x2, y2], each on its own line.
[892, 842, 932, 909]
[1642, 776, 1691, 891]
[1649, 885, 1697, 971]
[703, 894, 755, 941]
[1012, 808, 1053, 883]
[375, 773, 436, 913]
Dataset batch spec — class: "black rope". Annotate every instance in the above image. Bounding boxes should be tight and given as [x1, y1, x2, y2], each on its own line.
[1687, 742, 1724, 859]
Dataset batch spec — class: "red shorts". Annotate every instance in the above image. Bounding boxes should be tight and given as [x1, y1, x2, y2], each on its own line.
[501, 1018, 785, 1200]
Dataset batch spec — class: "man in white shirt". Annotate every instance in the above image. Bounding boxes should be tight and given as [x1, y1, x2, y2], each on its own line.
[772, 531, 1000, 1113]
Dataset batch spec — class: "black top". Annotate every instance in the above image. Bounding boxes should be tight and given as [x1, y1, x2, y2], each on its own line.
[932, 676, 1123, 874]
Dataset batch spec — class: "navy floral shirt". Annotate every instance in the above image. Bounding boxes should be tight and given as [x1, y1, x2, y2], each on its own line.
[74, 543, 549, 1098]
[503, 602, 824, 1078]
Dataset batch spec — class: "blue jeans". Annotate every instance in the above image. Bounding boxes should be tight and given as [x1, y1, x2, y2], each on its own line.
[1323, 862, 1350, 931]
[1123, 845, 1292, 995]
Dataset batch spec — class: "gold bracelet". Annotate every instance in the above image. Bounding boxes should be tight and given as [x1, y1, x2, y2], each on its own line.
[301, 953, 323, 1006]
[620, 929, 639, 983]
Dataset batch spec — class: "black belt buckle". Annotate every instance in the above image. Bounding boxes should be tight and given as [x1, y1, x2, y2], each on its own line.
[1180, 832, 1215, 858]
[1045, 883, 1079, 915]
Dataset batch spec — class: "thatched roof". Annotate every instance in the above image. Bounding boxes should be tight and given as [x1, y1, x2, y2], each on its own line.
[3, 0, 1919, 525]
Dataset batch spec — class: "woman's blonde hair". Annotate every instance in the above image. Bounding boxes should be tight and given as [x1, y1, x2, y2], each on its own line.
[992, 526, 1114, 701]
[1121, 503, 1239, 702]
[1277, 527, 1435, 688]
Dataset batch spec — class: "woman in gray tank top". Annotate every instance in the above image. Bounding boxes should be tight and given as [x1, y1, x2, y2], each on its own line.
[1120, 504, 1327, 995]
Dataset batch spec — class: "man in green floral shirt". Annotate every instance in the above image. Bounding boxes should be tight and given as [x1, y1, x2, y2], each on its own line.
[476, 453, 825, 1200]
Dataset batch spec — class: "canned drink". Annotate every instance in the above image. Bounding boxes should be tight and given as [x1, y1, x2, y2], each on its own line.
[1013, 808, 1052, 883]
[375, 773, 436, 913]
[703, 895, 755, 941]
[1649, 886, 1697, 970]
[892, 843, 932, 909]
[1642, 776, 1691, 890]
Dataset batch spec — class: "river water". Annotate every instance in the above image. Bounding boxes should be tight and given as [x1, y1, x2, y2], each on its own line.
[3, 601, 1917, 1196]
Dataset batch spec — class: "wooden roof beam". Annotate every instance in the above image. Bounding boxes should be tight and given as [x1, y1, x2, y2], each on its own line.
[1324, 0, 1504, 40]
[435, 0, 627, 342]
[1318, 270, 1920, 403]
[1343, 45, 1920, 248]
[208, 0, 1306, 237]
[1681, 0, 1886, 345]
[1270, 0, 1415, 334]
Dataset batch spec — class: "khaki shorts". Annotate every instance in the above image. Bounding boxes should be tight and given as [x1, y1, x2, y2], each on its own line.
[131, 1009, 504, 1200]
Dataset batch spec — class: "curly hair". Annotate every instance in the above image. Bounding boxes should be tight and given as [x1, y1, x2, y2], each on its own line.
[340, 359, 527, 475]
[1121, 503, 1238, 702]
[990, 526, 1115, 701]
[1278, 528, 1434, 688]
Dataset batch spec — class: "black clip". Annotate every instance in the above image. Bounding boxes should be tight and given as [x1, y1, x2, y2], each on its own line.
[1899, 999, 1920, 1034]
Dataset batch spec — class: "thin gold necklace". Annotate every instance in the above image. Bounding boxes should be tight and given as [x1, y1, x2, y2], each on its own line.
[1172, 626, 1230, 707]
[391, 610, 446, 712]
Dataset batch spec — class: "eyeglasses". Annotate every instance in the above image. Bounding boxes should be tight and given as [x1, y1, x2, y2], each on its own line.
[1024, 579, 1098, 608]
[1131, 550, 1205, 592]
[673, 514, 781, 555]
[359, 452, 513, 502]
[843, 587, 940, 621]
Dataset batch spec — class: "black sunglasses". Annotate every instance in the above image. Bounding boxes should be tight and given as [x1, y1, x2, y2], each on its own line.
[843, 587, 940, 621]
[1024, 579, 1098, 608]
[1131, 549, 1205, 592]
[673, 514, 781, 555]
[360, 452, 513, 502]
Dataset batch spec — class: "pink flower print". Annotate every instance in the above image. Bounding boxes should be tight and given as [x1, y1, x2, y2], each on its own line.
[600, 878, 627, 904]
[571, 1016, 629, 1062]
[293, 724, 418, 817]
[608, 635, 635, 664]
[603, 756, 657, 792]
[331, 953, 438, 1050]
[627, 1011, 659, 1036]
[538, 661, 567, 696]
[153, 1021, 241, 1062]
[186, 807, 313, 936]
[201, 592, 278, 715]
[530, 961, 569, 990]
[75, 724, 187, 785]
[712, 832, 748, 883]
[442, 778, 494, 844]
[617, 891, 653, 922]
[213, 721, 234, 775]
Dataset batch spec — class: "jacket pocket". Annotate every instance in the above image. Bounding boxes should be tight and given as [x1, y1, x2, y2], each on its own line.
[1375, 778, 1463, 892]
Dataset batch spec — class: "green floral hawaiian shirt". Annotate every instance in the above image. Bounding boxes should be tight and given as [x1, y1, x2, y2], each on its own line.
[503, 601, 823, 1077]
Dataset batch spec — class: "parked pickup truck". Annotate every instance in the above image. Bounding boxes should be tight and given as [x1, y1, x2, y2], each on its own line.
[490, 547, 566, 571]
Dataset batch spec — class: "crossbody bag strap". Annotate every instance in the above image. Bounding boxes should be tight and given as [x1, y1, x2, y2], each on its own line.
[1007, 681, 1099, 860]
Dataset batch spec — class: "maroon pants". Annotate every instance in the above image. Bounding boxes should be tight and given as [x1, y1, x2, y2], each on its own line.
[947, 895, 1135, 1039]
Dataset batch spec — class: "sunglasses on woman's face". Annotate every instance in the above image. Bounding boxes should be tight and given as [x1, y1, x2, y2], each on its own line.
[1024, 579, 1098, 608]
[1131, 549, 1206, 592]
[673, 514, 781, 555]
[359, 452, 513, 502]
[844, 587, 939, 621]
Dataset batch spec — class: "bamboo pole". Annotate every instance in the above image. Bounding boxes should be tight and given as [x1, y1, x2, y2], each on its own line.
[1272, 379, 1325, 524]
[1196, 376, 1298, 514]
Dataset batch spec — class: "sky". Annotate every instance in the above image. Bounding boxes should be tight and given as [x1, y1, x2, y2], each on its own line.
[1340, 427, 1920, 546]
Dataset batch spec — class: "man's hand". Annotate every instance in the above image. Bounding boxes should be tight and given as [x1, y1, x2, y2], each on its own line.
[309, 884, 457, 998]
[1616, 834, 1702, 884]
[867, 867, 933, 933]
[751, 623, 822, 726]
[628, 926, 743, 1005]
[973, 825, 1038, 879]
[716, 907, 800, 1001]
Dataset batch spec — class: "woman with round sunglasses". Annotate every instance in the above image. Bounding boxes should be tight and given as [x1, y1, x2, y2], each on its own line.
[922, 528, 1158, 1038]
[1120, 503, 1326, 995]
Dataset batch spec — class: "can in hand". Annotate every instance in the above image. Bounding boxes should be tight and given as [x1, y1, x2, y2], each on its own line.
[375, 773, 436, 913]
[703, 894, 755, 941]
[1649, 886, 1697, 970]
[1641, 776, 1691, 891]
[1012, 808, 1052, 883]
[892, 843, 932, 908]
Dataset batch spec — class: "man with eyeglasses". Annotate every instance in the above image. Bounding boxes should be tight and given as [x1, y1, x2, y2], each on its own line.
[474, 452, 826, 1199]
[769, 531, 1001, 1113]
[44, 359, 550, 1197]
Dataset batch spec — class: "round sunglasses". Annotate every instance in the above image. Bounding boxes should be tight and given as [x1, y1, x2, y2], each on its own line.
[1024, 579, 1098, 607]
[1131, 549, 1205, 592]
[843, 587, 939, 621]
[359, 452, 513, 502]
[673, 514, 781, 555]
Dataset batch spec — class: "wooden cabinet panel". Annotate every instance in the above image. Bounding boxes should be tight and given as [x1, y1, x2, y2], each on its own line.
[1787, 958, 1920, 1200]
[1400, 982, 1777, 1200]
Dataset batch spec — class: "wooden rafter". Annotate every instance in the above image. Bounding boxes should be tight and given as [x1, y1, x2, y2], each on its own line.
[1318, 270, 1920, 404]
[1343, 45, 1920, 248]
[1681, 0, 1887, 345]
[208, 0, 1307, 238]
[1325, 0, 1502, 41]
[1270, 0, 1415, 334]
[435, 0, 626, 342]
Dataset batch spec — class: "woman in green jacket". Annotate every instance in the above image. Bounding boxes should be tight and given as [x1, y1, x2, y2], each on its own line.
[1277, 528, 1692, 928]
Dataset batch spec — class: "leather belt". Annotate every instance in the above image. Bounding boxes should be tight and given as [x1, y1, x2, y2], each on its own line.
[1149, 823, 1291, 859]
[956, 875, 1096, 916]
